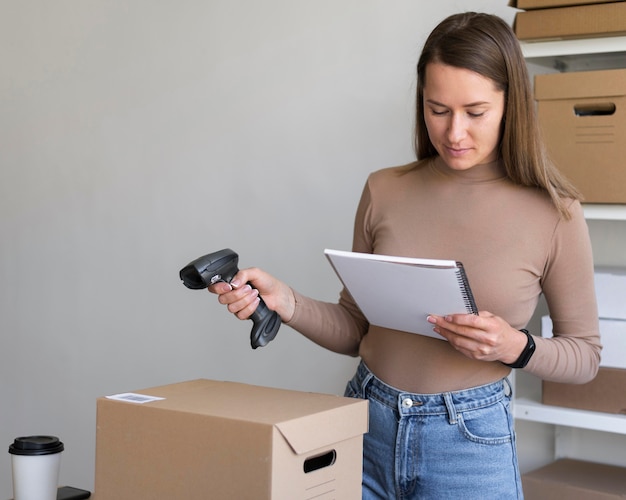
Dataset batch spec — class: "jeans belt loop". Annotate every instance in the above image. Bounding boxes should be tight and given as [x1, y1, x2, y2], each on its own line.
[443, 392, 458, 425]
[360, 370, 374, 400]
[503, 377, 513, 397]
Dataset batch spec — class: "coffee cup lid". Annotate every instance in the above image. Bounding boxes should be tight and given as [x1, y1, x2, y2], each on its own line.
[8, 436, 64, 456]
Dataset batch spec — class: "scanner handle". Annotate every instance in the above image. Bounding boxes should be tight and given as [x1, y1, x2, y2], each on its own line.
[249, 299, 281, 349]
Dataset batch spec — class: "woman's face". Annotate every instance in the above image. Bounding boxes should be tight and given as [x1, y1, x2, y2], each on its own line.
[422, 62, 505, 170]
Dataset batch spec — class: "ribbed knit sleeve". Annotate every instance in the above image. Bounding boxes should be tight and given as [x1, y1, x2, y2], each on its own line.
[525, 200, 601, 383]
[284, 289, 367, 356]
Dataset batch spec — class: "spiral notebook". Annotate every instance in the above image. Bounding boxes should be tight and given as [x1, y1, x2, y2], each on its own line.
[324, 249, 478, 340]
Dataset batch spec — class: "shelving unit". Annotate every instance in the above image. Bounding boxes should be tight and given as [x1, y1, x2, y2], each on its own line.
[522, 36, 626, 224]
[515, 35, 626, 469]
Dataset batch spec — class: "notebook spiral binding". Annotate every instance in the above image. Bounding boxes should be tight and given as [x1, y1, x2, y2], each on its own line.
[455, 263, 479, 315]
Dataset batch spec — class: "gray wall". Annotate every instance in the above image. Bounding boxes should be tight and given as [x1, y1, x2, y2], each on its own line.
[0, 1, 516, 494]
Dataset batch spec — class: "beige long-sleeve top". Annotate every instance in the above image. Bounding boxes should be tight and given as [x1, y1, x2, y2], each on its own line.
[286, 157, 601, 393]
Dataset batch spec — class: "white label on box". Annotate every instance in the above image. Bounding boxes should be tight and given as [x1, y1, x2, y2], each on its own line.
[106, 393, 165, 404]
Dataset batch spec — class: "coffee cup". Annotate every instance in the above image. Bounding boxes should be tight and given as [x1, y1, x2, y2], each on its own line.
[8, 435, 64, 500]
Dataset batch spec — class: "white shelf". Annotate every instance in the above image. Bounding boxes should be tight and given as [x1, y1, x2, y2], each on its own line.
[583, 204, 626, 221]
[514, 398, 626, 435]
[521, 36, 626, 58]
[521, 36, 626, 71]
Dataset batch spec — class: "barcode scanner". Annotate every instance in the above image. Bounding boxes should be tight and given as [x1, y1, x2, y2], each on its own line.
[179, 248, 281, 349]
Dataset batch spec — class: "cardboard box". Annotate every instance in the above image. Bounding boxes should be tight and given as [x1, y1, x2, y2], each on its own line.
[542, 366, 626, 413]
[513, 2, 626, 40]
[595, 267, 626, 320]
[535, 69, 626, 203]
[522, 458, 626, 499]
[541, 316, 626, 369]
[510, 0, 623, 10]
[93, 379, 368, 500]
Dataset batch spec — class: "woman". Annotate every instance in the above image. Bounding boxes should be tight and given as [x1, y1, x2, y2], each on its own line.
[210, 12, 601, 499]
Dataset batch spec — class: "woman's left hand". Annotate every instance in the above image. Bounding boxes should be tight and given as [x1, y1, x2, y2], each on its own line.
[427, 312, 528, 364]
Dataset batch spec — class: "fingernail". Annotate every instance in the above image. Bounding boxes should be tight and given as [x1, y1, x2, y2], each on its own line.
[230, 280, 240, 289]
[427, 315, 436, 324]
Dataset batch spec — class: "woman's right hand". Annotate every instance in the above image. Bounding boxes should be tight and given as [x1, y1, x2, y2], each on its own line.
[208, 267, 296, 323]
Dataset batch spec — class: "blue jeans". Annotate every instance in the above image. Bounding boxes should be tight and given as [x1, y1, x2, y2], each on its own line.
[344, 361, 523, 499]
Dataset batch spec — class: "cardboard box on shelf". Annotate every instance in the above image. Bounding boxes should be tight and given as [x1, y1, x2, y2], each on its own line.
[513, 2, 626, 40]
[542, 366, 626, 413]
[522, 458, 626, 499]
[93, 379, 368, 500]
[509, 0, 623, 10]
[534, 68, 626, 203]
[595, 267, 626, 320]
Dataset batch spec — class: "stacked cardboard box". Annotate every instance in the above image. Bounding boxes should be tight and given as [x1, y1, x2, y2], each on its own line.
[534, 68, 626, 203]
[92, 379, 368, 499]
[510, 0, 626, 41]
[541, 267, 626, 414]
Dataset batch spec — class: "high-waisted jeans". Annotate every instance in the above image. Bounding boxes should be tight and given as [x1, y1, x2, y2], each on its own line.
[344, 361, 523, 499]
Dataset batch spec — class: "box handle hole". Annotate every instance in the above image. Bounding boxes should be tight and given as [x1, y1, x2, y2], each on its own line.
[574, 103, 616, 117]
[303, 450, 336, 473]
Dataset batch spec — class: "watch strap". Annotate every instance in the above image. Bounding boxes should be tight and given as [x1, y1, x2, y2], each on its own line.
[503, 329, 535, 369]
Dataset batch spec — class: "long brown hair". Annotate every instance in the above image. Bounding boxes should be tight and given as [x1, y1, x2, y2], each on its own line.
[414, 12, 580, 218]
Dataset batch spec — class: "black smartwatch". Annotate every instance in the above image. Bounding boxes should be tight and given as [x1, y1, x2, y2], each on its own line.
[503, 329, 535, 369]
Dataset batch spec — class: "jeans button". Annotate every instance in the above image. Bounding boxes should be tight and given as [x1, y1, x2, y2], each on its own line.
[401, 398, 413, 408]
